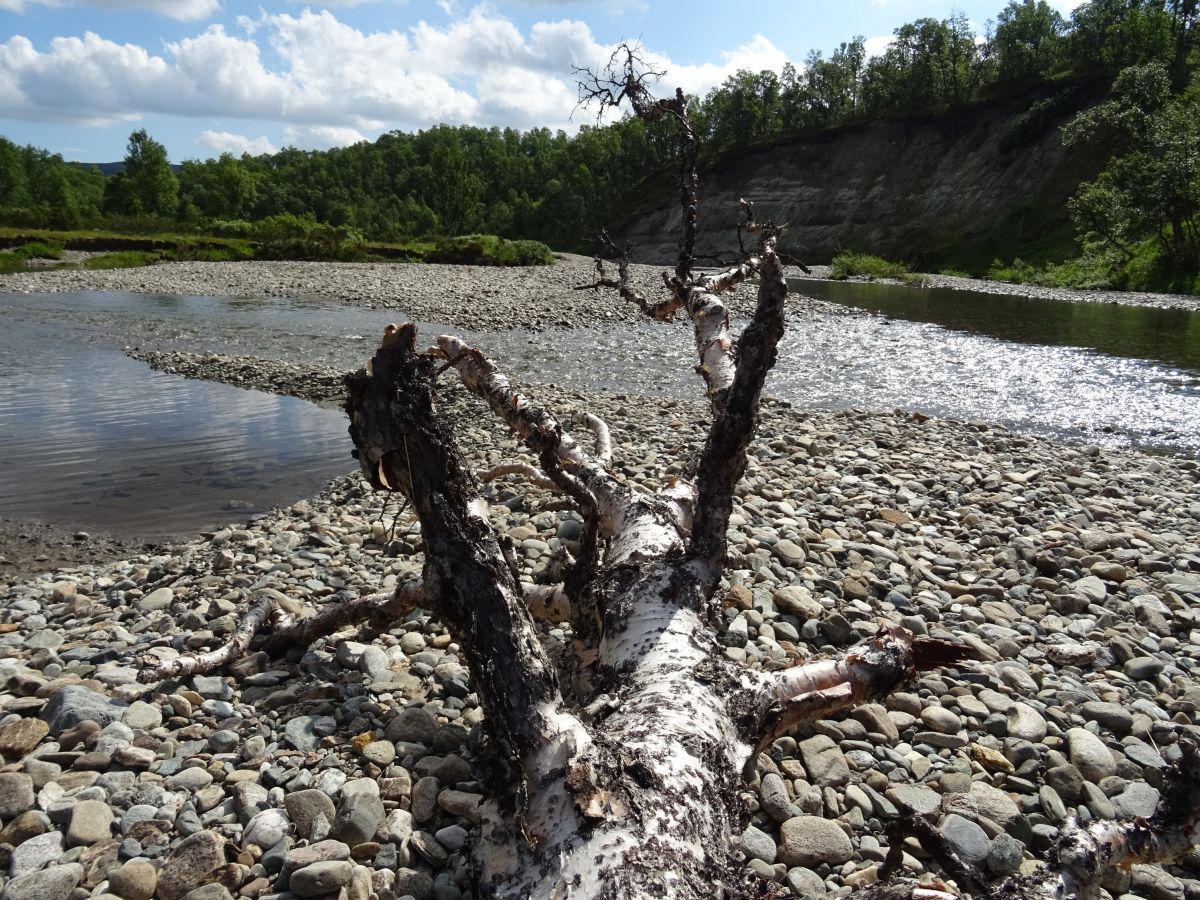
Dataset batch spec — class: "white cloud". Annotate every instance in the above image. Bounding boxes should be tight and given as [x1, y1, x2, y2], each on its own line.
[197, 129, 278, 156]
[0, 6, 798, 139]
[282, 124, 367, 150]
[0, 0, 219, 20]
[863, 34, 894, 59]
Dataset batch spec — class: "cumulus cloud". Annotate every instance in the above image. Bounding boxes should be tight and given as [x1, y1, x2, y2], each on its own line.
[0, 6, 795, 138]
[197, 129, 278, 156]
[282, 124, 367, 150]
[0, 0, 219, 20]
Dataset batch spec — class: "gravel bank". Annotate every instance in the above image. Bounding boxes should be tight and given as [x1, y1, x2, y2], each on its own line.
[0, 256, 678, 331]
[2, 345, 1200, 898]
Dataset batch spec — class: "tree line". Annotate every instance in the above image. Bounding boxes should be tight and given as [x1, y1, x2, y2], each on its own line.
[0, 0, 1196, 286]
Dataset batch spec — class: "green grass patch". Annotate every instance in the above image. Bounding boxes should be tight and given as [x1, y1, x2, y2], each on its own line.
[13, 240, 63, 260]
[424, 234, 554, 266]
[0, 251, 28, 273]
[831, 251, 927, 285]
[83, 250, 161, 270]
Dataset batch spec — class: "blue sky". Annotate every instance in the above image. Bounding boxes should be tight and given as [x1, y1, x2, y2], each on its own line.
[0, 0, 1087, 163]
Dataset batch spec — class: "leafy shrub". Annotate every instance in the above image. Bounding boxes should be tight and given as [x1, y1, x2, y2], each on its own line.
[14, 241, 63, 260]
[427, 234, 554, 266]
[831, 251, 923, 283]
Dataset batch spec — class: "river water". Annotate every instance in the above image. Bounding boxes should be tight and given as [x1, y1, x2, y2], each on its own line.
[1, 282, 1197, 539]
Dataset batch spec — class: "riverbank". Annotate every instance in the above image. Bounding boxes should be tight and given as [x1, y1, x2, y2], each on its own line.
[2, 340, 1200, 897]
[791, 264, 1200, 313]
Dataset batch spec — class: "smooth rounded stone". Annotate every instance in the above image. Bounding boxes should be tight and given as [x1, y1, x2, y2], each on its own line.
[944, 782, 1021, 830]
[361, 740, 396, 766]
[409, 830, 449, 866]
[739, 825, 777, 864]
[0, 718, 50, 758]
[1039, 786, 1068, 823]
[180, 886, 232, 900]
[772, 585, 823, 620]
[0, 810, 48, 846]
[66, 799, 113, 846]
[785, 866, 826, 897]
[411, 776, 440, 823]
[434, 824, 468, 851]
[399, 632, 427, 655]
[166, 767, 215, 792]
[26, 630, 63, 650]
[40, 685, 124, 734]
[939, 813, 991, 865]
[121, 701, 162, 730]
[156, 830, 227, 900]
[1072, 575, 1108, 604]
[1045, 765, 1085, 802]
[437, 790, 483, 824]
[113, 745, 156, 768]
[138, 588, 174, 611]
[852, 703, 900, 742]
[359, 646, 390, 680]
[332, 794, 385, 847]
[0, 772, 36, 819]
[290, 860, 355, 897]
[987, 833, 1025, 876]
[284, 715, 336, 752]
[772, 539, 806, 566]
[1112, 782, 1160, 819]
[885, 784, 942, 817]
[1067, 728, 1118, 783]
[0, 862, 84, 900]
[9, 831, 64, 878]
[1006, 704, 1048, 742]
[243, 809, 290, 850]
[1091, 561, 1127, 582]
[1124, 656, 1165, 680]
[1082, 702, 1133, 735]
[778, 816, 853, 867]
[759, 773, 801, 823]
[108, 861, 157, 900]
[385, 707, 437, 745]
[798, 734, 849, 788]
[920, 706, 962, 735]
[208, 729, 239, 753]
[285, 790, 337, 842]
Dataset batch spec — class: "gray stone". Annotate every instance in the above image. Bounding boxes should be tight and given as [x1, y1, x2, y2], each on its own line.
[1081, 701, 1133, 735]
[290, 860, 355, 897]
[920, 705, 962, 735]
[759, 773, 800, 823]
[940, 813, 991, 865]
[739, 825, 776, 864]
[138, 588, 174, 611]
[434, 825, 468, 851]
[0, 863, 84, 900]
[987, 833, 1025, 876]
[386, 707, 437, 745]
[411, 775, 440, 823]
[243, 808, 290, 850]
[773, 586, 823, 620]
[1072, 575, 1108, 603]
[331, 794, 385, 847]
[8, 831, 63, 879]
[778, 816, 853, 867]
[1112, 782, 1160, 818]
[1067, 728, 1117, 783]
[40, 685, 124, 734]
[361, 740, 396, 766]
[180, 886, 232, 900]
[284, 716, 335, 752]
[885, 784, 942, 817]
[122, 701, 162, 731]
[1006, 703, 1047, 742]
[1125, 656, 1165, 680]
[798, 734, 849, 788]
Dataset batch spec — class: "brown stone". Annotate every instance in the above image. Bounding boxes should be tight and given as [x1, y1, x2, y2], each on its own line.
[0, 718, 49, 759]
[156, 830, 227, 900]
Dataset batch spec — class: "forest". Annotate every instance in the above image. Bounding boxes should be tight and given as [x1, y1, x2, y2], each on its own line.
[0, 0, 1196, 289]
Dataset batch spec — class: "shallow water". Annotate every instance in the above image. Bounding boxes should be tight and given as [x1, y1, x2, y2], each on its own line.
[1, 282, 1197, 542]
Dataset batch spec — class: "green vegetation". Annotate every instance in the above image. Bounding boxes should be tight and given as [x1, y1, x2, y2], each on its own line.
[831, 251, 928, 285]
[84, 251, 161, 270]
[0, 0, 1195, 288]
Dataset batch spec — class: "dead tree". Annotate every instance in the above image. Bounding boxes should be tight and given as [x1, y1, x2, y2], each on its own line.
[137, 45, 1200, 899]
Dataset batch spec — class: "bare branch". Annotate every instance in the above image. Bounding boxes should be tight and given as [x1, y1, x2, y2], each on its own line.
[139, 595, 281, 683]
[573, 412, 612, 466]
[259, 582, 425, 656]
